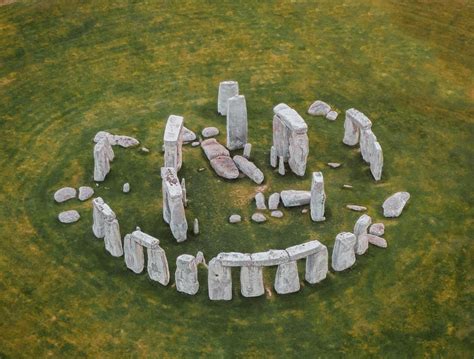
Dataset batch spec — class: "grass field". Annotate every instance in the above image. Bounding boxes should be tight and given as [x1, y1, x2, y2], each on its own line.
[1, 0, 473, 357]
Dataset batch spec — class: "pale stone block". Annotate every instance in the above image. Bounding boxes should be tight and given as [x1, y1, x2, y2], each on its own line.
[383, 191, 410, 217]
[280, 190, 311, 207]
[274, 261, 300, 294]
[240, 266, 264, 297]
[147, 247, 170, 285]
[250, 250, 289, 266]
[218, 81, 239, 115]
[104, 218, 123, 257]
[217, 252, 252, 267]
[310, 172, 326, 222]
[288, 132, 309, 176]
[286, 240, 325, 261]
[208, 258, 232, 301]
[233, 155, 264, 184]
[175, 254, 199, 295]
[332, 232, 356, 271]
[124, 234, 144, 274]
[305, 245, 328, 284]
[353, 214, 372, 255]
[226, 95, 248, 150]
[164, 115, 184, 171]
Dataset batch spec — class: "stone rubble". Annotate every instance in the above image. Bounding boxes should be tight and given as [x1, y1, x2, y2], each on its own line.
[233, 155, 264, 184]
[191, 141, 200, 147]
[175, 254, 199, 295]
[218, 81, 239, 115]
[78, 186, 94, 201]
[122, 182, 130, 193]
[332, 232, 357, 271]
[226, 95, 248, 150]
[346, 204, 367, 212]
[58, 210, 80, 223]
[54, 187, 77, 203]
[310, 172, 326, 222]
[383, 192, 410, 217]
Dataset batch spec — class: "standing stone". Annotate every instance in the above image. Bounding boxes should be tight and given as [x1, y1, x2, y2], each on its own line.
[251, 213, 267, 223]
[274, 261, 300, 294]
[181, 178, 187, 207]
[182, 126, 196, 143]
[353, 214, 372, 255]
[280, 190, 311, 207]
[175, 254, 199, 295]
[268, 193, 280, 210]
[278, 156, 285, 175]
[78, 186, 94, 201]
[202, 127, 220, 138]
[240, 266, 264, 297]
[243, 143, 252, 158]
[255, 192, 266, 210]
[226, 95, 248, 150]
[310, 172, 326, 222]
[370, 141, 383, 181]
[93, 141, 111, 182]
[331, 232, 357, 271]
[54, 187, 77, 203]
[196, 251, 206, 266]
[383, 192, 410, 217]
[270, 146, 277, 168]
[208, 258, 232, 301]
[288, 132, 309, 176]
[218, 81, 239, 115]
[104, 218, 123, 257]
[92, 197, 105, 238]
[193, 218, 199, 235]
[233, 155, 264, 184]
[147, 247, 170, 285]
[124, 234, 144, 274]
[101, 135, 115, 162]
[305, 245, 328, 284]
[164, 115, 184, 171]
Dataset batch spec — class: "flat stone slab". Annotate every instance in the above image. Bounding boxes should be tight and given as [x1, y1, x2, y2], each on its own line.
[327, 162, 341, 168]
[271, 210, 284, 218]
[164, 115, 184, 144]
[251, 250, 289, 266]
[308, 100, 331, 116]
[363, 234, 388, 248]
[251, 213, 267, 223]
[210, 156, 239, 179]
[383, 192, 410, 217]
[58, 210, 80, 223]
[233, 155, 264, 184]
[275, 105, 307, 134]
[201, 138, 230, 160]
[369, 223, 385, 236]
[255, 192, 266, 210]
[122, 182, 130, 193]
[78, 186, 94, 201]
[268, 193, 280, 210]
[346, 108, 372, 129]
[280, 190, 311, 207]
[217, 252, 252, 267]
[131, 230, 160, 249]
[202, 127, 219, 138]
[229, 214, 242, 223]
[54, 187, 76, 203]
[94, 131, 139, 148]
[346, 204, 367, 212]
[286, 240, 324, 260]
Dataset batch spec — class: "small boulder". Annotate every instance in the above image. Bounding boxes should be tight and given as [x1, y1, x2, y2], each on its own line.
[229, 214, 242, 224]
[383, 192, 410, 218]
[183, 127, 197, 142]
[123, 183, 130, 193]
[255, 192, 266, 210]
[78, 186, 94, 201]
[271, 210, 284, 218]
[346, 204, 367, 212]
[251, 213, 267, 223]
[54, 187, 77, 203]
[268, 193, 280, 210]
[115, 135, 139, 148]
[202, 127, 219, 138]
[308, 100, 331, 116]
[280, 190, 311, 207]
[326, 111, 338, 121]
[369, 223, 385, 236]
[58, 210, 80, 224]
[327, 162, 341, 168]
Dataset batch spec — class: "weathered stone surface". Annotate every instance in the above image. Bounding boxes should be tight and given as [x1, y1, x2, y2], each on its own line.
[58, 210, 80, 223]
[310, 172, 326, 222]
[94, 131, 140, 148]
[275, 105, 307, 134]
[175, 254, 199, 295]
[286, 240, 325, 261]
[270, 146, 277, 168]
[347, 108, 372, 129]
[78, 186, 94, 201]
[161, 167, 188, 242]
[217, 252, 252, 267]
[182, 126, 196, 142]
[122, 182, 130, 193]
[191, 141, 200, 147]
[364, 234, 387, 248]
[201, 138, 230, 160]
[383, 192, 410, 217]
[164, 115, 184, 171]
[92, 197, 105, 238]
[210, 156, 240, 179]
[202, 127, 219, 138]
[251, 250, 288, 266]
[332, 232, 356, 271]
[193, 218, 199, 235]
[273, 115, 289, 160]
[255, 192, 266, 210]
[278, 156, 285, 175]
[181, 178, 187, 207]
[243, 143, 252, 158]
[370, 141, 383, 181]
[104, 218, 123, 257]
[229, 214, 242, 223]
[305, 244, 328, 284]
[326, 110, 338, 121]
[308, 100, 331, 116]
[141, 147, 150, 153]
[131, 230, 160, 249]
[280, 190, 311, 207]
[226, 95, 248, 150]
[268, 193, 280, 210]
[93, 131, 112, 144]
[124, 234, 144, 274]
[233, 155, 264, 184]
[148, 247, 170, 285]
[288, 132, 309, 176]
[218, 81, 239, 115]
[359, 128, 375, 163]
[346, 204, 367, 212]
[208, 258, 232, 301]
[369, 223, 385, 236]
[54, 187, 77, 203]
[353, 214, 372, 255]
[271, 210, 284, 218]
[240, 266, 264, 297]
[251, 213, 267, 223]
[274, 261, 300, 294]
[93, 141, 111, 182]
[327, 162, 341, 168]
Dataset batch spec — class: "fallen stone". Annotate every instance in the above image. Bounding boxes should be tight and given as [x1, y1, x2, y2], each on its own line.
[327, 162, 341, 168]
[58, 210, 80, 223]
[229, 214, 242, 223]
[271, 210, 284, 218]
[331, 232, 357, 271]
[201, 138, 230, 160]
[383, 192, 410, 218]
[346, 204, 367, 212]
[233, 155, 264, 184]
[210, 156, 240, 179]
[123, 182, 130, 193]
[364, 234, 387, 248]
[251, 213, 267, 223]
[94, 131, 139, 148]
[268, 193, 280, 210]
[191, 141, 200, 147]
[280, 190, 311, 207]
[182, 126, 196, 142]
[175, 254, 199, 295]
[326, 110, 338, 121]
[54, 187, 77, 203]
[255, 192, 266, 210]
[369, 223, 385, 236]
[274, 261, 300, 294]
[308, 100, 331, 116]
[202, 127, 219, 138]
[218, 81, 239, 115]
[78, 186, 94, 201]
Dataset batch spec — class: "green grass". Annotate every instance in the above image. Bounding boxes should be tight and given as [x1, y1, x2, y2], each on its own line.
[0, 0, 473, 357]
